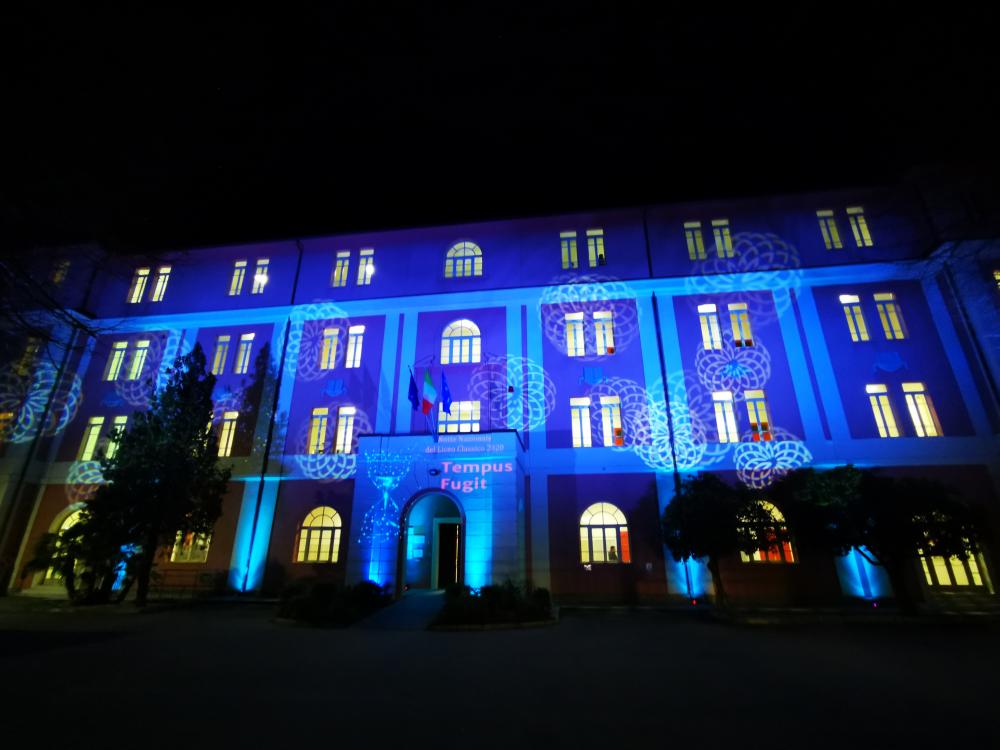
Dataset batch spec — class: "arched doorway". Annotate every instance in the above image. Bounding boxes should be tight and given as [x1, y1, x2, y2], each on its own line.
[396, 490, 464, 594]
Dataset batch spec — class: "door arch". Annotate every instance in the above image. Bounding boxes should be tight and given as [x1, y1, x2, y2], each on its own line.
[395, 489, 466, 596]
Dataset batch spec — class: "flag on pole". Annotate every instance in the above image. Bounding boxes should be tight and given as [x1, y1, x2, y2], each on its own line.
[407, 369, 420, 411]
[421, 369, 437, 415]
[440, 370, 453, 415]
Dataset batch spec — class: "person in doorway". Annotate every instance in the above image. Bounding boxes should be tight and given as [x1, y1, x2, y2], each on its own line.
[608, 545, 618, 562]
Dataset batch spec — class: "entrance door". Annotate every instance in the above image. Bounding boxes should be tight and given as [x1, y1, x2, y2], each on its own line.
[437, 523, 460, 588]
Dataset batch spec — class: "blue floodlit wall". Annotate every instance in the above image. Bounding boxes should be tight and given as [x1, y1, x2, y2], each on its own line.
[4, 184, 999, 604]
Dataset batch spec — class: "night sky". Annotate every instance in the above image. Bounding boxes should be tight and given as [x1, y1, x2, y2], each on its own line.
[6, 6, 998, 253]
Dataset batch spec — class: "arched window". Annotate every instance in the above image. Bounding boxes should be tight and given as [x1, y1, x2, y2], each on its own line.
[579, 502, 631, 564]
[444, 241, 483, 278]
[45, 508, 83, 581]
[740, 500, 795, 563]
[440, 319, 482, 364]
[296, 506, 343, 563]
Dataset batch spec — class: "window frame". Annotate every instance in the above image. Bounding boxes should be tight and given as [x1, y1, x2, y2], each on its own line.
[839, 294, 870, 342]
[579, 502, 631, 564]
[229, 260, 247, 296]
[444, 241, 483, 278]
[697, 304, 723, 350]
[711, 219, 734, 258]
[874, 292, 906, 340]
[331, 251, 350, 288]
[334, 406, 357, 454]
[295, 506, 343, 564]
[902, 382, 941, 437]
[866, 384, 900, 438]
[565, 312, 585, 357]
[570, 397, 592, 448]
[345, 325, 365, 369]
[712, 391, 739, 443]
[437, 400, 481, 434]
[441, 319, 482, 365]
[816, 209, 843, 250]
[560, 231, 579, 269]
[356, 248, 375, 285]
[728, 302, 754, 348]
[846, 206, 873, 247]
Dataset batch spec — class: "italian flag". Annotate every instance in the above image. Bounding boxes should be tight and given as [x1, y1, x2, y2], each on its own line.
[421, 369, 437, 415]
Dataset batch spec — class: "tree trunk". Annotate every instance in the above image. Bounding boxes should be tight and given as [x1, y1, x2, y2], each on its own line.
[134, 532, 159, 608]
[884, 558, 919, 615]
[707, 557, 728, 610]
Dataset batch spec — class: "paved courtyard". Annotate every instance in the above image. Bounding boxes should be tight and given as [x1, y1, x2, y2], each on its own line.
[1, 600, 997, 748]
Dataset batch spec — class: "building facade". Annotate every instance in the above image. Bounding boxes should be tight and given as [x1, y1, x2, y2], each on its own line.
[1, 181, 998, 604]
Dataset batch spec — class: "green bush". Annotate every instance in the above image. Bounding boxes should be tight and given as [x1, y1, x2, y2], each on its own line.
[436, 579, 552, 626]
[278, 578, 392, 626]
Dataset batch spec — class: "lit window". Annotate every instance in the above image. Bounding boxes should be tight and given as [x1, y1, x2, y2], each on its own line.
[171, 531, 211, 563]
[234, 333, 255, 375]
[229, 261, 247, 295]
[320, 328, 339, 370]
[866, 384, 900, 438]
[816, 210, 843, 250]
[45, 510, 84, 581]
[357, 249, 374, 285]
[211, 335, 231, 375]
[441, 319, 482, 364]
[579, 503, 630, 564]
[105, 416, 128, 460]
[586, 229, 606, 267]
[296, 506, 343, 563]
[697, 304, 723, 350]
[874, 292, 906, 340]
[565, 312, 585, 357]
[51, 259, 70, 285]
[712, 391, 739, 443]
[345, 325, 365, 369]
[600, 395, 623, 446]
[334, 406, 356, 454]
[308, 407, 329, 454]
[712, 219, 734, 258]
[444, 241, 483, 278]
[560, 231, 579, 269]
[684, 221, 706, 260]
[438, 400, 481, 434]
[594, 311, 615, 355]
[14, 338, 41, 377]
[251, 258, 269, 294]
[740, 501, 795, 563]
[0, 411, 13, 444]
[218, 410, 238, 457]
[570, 397, 592, 448]
[919, 547, 987, 589]
[79, 416, 105, 461]
[744, 389, 771, 442]
[104, 342, 129, 381]
[331, 251, 350, 287]
[126, 340, 150, 381]
[846, 206, 873, 247]
[902, 382, 941, 437]
[728, 302, 754, 347]
[994, 270, 1000, 291]
[127, 268, 150, 304]
[150, 266, 171, 302]
[839, 294, 870, 342]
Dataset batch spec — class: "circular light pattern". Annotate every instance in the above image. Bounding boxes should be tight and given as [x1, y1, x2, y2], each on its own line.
[467, 354, 555, 431]
[114, 333, 172, 409]
[734, 427, 813, 489]
[585, 376, 650, 451]
[539, 273, 640, 361]
[293, 405, 372, 482]
[0, 363, 82, 444]
[694, 337, 771, 400]
[65, 460, 104, 503]
[284, 302, 352, 380]
[664, 373, 730, 467]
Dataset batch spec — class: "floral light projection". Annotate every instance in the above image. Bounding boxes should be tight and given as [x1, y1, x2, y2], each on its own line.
[734, 427, 813, 489]
[65, 460, 104, 503]
[114, 331, 178, 409]
[539, 273, 640, 360]
[0, 363, 82, 444]
[293, 405, 372, 482]
[284, 302, 352, 381]
[694, 336, 772, 401]
[358, 452, 413, 543]
[468, 354, 555, 431]
[585, 376, 650, 450]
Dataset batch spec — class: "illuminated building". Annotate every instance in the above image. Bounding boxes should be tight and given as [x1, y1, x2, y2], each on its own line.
[1, 179, 998, 605]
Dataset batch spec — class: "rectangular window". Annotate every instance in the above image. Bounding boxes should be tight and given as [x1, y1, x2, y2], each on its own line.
[229, 261, 247, 295]
[0, 411, 14, 445]
[334, 406, 356, 454]
[320, 328, 339, 370]
[150, 266, 171, 302]
[127, 340, 151, 381]
[127, 268, 149, 304]
[14, 338, 41, 377]
[593, 311, 615, 355]
[357, 249, 374, 285]
[712, 219, 734, 258]
[171, 531, 211, 563]
[79, 416, 105, 461]
[816, 210, 843, 250]
[565, 312, 585, 357]
[560, 231, 579, 269]
[586, 229, 606, 267]
[874, 292, 906, 340]
[251, 258, 269, 294]
[728, 302, 754, 347]
[211, 335, 231, 375]
[865, 384, 900, 438]
[994, 270, 1000, 291]
[600, 395, 623, 446]
[104, 341, 129, 381]
[438, 400, 481, 434]
[308, 407, 329, 454]
[218, 411, 238, 457]
[331, 251, 350, 287]
[51, 259, 70, 285]
[712, 391, 739, 443]
[234, 333, 255, 375]
[839, 294, 870, 342]
[847, 206, 873, 247]
[698, 304, 723, 350]
[345, 325, 365, 369]
[902, 382, 941, 437]
[570, 397, 592, 448]
[105, 416, 128, 460]
[684, 221, 706, 260]
[744, 389, 771, 442]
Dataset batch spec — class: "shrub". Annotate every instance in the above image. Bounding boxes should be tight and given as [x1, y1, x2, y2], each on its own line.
[278, 578, 392, 626]
[435, 579, 552, 626]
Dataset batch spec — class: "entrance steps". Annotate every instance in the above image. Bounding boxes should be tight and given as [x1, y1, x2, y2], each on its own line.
[356, 589, 445, 630]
